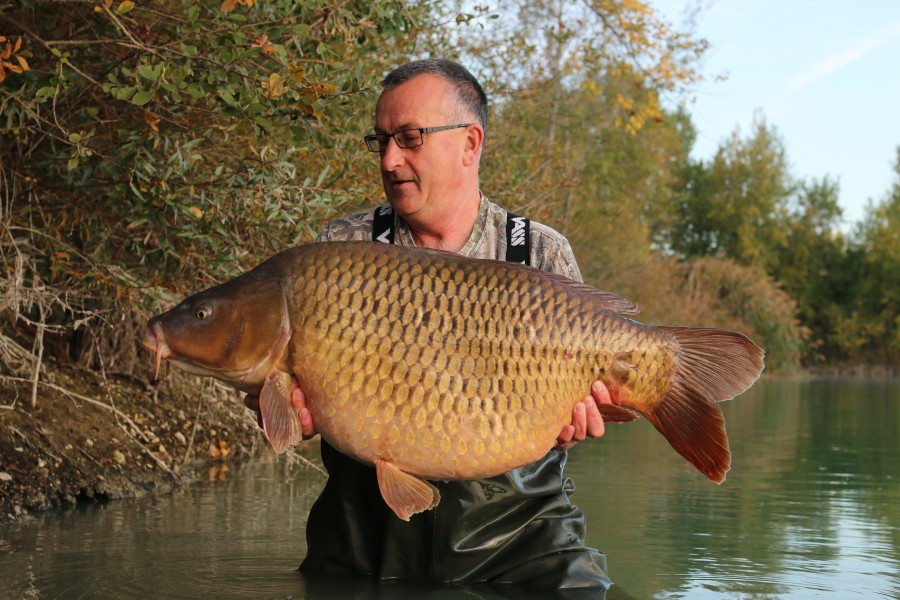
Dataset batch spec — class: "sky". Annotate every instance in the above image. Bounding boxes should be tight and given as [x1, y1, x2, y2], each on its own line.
[651, 0, 900, 228]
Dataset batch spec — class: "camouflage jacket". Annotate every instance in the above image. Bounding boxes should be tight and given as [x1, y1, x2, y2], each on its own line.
[316, 194, 583, 283]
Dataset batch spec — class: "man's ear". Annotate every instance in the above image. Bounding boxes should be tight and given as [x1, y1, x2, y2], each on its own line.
[462, 124, 484, 166]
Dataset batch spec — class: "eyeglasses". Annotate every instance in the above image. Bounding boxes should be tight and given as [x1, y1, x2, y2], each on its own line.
[364, 123, 471, 153]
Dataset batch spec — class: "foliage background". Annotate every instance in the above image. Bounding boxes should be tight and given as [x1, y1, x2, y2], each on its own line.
[1, 0, 898, 399]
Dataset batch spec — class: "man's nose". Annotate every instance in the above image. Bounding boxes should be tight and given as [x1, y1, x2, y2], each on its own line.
[380, 137, 404, 171]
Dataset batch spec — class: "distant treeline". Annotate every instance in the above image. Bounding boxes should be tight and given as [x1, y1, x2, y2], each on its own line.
[1, 0, 897, 378]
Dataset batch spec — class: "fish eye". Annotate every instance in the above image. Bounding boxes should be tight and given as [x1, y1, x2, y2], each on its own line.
[195, 303, 212, 320]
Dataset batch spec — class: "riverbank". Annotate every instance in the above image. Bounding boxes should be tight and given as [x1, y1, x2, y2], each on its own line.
[0, 362, 316, 524]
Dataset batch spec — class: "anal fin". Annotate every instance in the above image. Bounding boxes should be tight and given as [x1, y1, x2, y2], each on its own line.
[375, 459, 440, 521]
[258, 370, 302, 454]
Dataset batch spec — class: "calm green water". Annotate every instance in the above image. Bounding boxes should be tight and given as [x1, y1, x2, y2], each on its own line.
[1, 378, 898, 599]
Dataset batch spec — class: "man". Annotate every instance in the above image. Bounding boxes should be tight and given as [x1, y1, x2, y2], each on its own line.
[246, 59, 613, 590]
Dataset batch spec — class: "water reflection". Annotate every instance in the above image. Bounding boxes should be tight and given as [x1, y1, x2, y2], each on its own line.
[1, 378, 898, 598]
[1, 458, 324, 599]
[568, 377, 900, 599]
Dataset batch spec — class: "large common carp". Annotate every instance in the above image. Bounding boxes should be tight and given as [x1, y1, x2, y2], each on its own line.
[143, 241, 764, 520]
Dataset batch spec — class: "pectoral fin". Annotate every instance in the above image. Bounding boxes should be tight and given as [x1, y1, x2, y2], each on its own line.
[258, 371, 302, 454]
[597, 403, 639, 423]
[375, 459, 440, 521]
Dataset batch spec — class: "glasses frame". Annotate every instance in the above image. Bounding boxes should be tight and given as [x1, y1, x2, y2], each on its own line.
[364, 123, 471, 153]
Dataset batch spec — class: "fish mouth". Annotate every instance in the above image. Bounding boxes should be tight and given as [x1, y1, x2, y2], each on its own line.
[142, 322, 172, 380]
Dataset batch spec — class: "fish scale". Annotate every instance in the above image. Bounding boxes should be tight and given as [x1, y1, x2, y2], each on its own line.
[144, 240, 764, 520]
[289, 243, 640, 479]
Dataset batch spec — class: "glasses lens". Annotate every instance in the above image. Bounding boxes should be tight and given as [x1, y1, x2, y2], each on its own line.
[365, 135, 383, 152]
[365, 129, 428, 152]
[394, 129, 423, 149]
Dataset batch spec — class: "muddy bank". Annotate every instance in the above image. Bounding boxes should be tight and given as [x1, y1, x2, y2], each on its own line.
[0, 363, 315, 524]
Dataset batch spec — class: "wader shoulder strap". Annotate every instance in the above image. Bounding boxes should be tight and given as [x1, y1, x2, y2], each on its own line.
[505, 212, 530, 265]
[373, 204, 530, 266]
[372, 204, 395, 244]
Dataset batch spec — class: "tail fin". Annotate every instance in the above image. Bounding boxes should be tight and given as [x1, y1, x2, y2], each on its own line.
[644, 327, 764, 484]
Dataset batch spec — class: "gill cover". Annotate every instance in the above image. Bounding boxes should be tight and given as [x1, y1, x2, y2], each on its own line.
[144, 269, 291, 393]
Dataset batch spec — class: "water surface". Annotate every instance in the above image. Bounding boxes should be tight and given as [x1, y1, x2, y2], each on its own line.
[1, 378, 898, 598]
[569, 377, 900, 598]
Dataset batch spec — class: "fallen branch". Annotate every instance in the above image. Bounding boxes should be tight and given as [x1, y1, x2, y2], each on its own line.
[182, 381, 206, 467]
[284, 446, 327, 477]
[30, 298, 46, 408]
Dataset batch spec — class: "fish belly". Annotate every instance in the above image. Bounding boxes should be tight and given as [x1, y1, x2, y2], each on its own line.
[286, 243, 610, 480]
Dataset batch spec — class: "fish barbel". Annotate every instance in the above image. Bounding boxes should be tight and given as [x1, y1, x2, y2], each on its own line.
[143, 241, 764, 520]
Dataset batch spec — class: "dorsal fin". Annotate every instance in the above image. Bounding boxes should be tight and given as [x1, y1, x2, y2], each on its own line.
[518, 266, 641, 315]
[379, 244, 640, 315]
[568, 282, 640, 315]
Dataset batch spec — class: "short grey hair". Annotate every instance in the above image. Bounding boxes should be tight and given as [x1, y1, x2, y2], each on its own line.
[381, 59, 488, 134]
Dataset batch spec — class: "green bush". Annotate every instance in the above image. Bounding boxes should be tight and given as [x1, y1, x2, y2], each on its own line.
[0, 0, 424, 373]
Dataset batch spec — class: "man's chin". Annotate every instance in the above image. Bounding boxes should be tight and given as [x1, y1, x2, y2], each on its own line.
[385, 194, 421, 216]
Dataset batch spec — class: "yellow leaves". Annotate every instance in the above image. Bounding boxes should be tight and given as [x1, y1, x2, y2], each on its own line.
[0, 36, 31, 83]
[209, 439, 230, 479]
[581, 79, 601, 96]
[187, 206, 203, 219]
[221, 0, 253, 13]
[306, 79, 335, 96]
[592, 0, 701, 93]
[261, 72, 285, 99]
[209, 439, 229, 460]
[93, 1, 134, 15]
[143, 109, 161, 132]
[287, 63, 336, 96]
[621, 0, 653, 16]
[288, 62, 306, 81]
[613, 90, 662, 136]
[259, 64, 336, 112]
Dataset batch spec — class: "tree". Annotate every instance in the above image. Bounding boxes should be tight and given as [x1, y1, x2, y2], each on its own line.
[450, 0, 707, 274]
[664, 113, 794, 272]
[771, 177, 851, 364]
[850, 148, 900, 362]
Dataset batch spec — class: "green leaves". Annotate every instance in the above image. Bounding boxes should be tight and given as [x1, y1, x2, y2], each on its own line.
[217, 88, 237, 107]
[131, 90, 155, 105]
[137, 64, 161, 82]
[1, 0, 421, 296]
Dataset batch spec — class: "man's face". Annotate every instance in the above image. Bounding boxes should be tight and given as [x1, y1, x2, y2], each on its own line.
[374, 74, 472, 221]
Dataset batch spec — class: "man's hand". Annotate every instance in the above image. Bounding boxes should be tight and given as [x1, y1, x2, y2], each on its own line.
[556, 380, 612, 451]
[242, 375, 317, 440]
